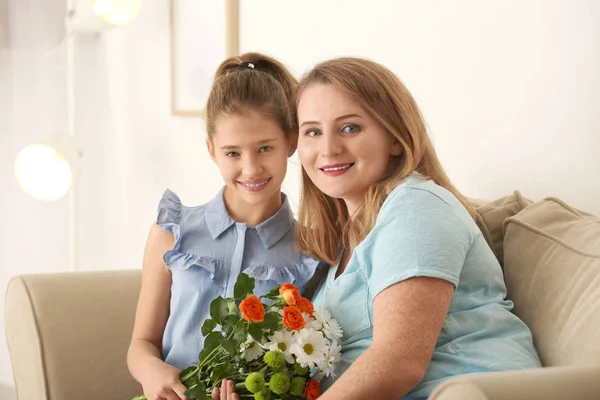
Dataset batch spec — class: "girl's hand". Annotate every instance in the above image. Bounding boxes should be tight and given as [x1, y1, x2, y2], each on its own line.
[140, 358, 189, 400]
[211, 379, 239, 400]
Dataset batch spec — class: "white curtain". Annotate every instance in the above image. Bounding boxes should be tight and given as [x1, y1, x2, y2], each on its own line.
[0, 1, 69, 397]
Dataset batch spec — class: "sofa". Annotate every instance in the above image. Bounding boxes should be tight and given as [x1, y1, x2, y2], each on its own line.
[5, 192, 600, 400]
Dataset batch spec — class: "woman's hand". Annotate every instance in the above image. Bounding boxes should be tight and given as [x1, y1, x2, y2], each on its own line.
[211, 379, 239, 400]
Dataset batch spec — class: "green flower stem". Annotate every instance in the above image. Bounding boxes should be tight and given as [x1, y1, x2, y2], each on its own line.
[199, 325, 238, 368]
[266, 300, 284, 311]
[225, 374, 250, 381]
[199, 347, 223, 368]
[176, 325, 244, 399]
[201, 390, 254, 399]
[181, 366, 200, 382]
[199, 341, 230, 368]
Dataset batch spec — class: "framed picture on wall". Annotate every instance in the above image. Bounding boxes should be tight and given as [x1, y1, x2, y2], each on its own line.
[170, 0, 239, 117]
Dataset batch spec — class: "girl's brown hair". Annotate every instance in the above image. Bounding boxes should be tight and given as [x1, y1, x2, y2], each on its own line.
[205, 52, 298, 140]
[296, 57, 476, 265]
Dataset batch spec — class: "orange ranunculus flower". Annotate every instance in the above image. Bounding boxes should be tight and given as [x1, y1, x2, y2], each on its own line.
[296, 297, 314, 316]
[279, 283, 301, 305]
[282, 306, 305, 331]
[282, 290, 299, 306]
[239, 295, 265, 323]
[304, 379, 321, 400]
[279, 283, 299, 295]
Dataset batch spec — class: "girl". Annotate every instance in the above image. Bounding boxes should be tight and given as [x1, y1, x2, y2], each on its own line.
[293, 57, 542, 399]
[127, 53, 320, 400]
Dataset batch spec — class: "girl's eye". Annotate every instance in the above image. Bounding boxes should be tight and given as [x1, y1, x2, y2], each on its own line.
[259, 146, 272, 153]
[341, 124, 360, 134]
[226, 151, 240, 157]
[305, 129, 321, 137]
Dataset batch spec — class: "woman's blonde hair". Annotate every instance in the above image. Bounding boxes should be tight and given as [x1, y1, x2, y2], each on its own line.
[296, 57, 476, 265]
[205, 52, 298, 140]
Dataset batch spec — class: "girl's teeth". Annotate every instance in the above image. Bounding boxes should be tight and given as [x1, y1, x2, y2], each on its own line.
[324, 164, 351, 171]
[243, 181, 267, 187]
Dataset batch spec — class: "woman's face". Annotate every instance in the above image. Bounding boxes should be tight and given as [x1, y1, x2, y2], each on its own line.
[297, 84, 400, 213]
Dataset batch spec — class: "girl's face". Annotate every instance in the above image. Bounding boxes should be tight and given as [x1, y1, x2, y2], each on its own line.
[297, 84, 401, 214]
[207, 110, 296, 209]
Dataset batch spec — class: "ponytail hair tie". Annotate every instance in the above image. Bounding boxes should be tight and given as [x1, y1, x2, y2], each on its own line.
[240, 61, 255, 69]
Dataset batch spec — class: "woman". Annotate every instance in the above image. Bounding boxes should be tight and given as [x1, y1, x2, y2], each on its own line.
[292, 57, 541, 399]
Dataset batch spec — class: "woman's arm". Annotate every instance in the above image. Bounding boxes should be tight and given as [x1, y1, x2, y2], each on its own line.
[127, 224, 189, 400]
[318, 276, 454, 400]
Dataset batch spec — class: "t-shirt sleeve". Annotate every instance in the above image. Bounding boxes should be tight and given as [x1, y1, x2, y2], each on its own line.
[357, 187, 473, 299]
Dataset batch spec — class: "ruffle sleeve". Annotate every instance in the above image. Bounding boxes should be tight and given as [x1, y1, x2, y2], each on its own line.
[156, 189, 217, 277]
[244, 256, 322, 288]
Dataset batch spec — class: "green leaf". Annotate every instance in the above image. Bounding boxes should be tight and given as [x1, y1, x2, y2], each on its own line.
[233, 328, 247, 344]
[234, 273, 255, 301]
[220, 338, 236, 355]
[180, 366, 199, 386]
[220, 314, 236, 336]
[258, 312, 281, 330]
[210, 363, 229, 385]
[248, 323, 263, 342]
[268, 284, 282, 297]
[179, 366, 195, 378]
[198, 348, 211, 364]
[227, 298, 238, 314]
[182, 375, 198, 388]
[223, 314, 240, 327]
[210, 296, 229, 325]
[201, 319, 217, 336]
[184, 384, 207, 400]
[205, 331, 224, 354]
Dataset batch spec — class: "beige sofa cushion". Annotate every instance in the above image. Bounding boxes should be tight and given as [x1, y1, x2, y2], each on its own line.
[474, 191, 532, 266]
[503, 197, 600, 367]
[5, 270, 142, 400]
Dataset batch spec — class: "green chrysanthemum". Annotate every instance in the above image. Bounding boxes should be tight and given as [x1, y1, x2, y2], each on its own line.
[293, 362, 309, 376]
[245, 372, 266, 394]
[263, 350, 285, 372]
[254, 389, 272, 400]
[290, 376, 306, 396]
[269, 372, 291, 395]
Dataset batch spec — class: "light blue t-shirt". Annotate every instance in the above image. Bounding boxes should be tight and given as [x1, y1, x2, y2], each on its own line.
[312, 175, 541, 399]
[157, 188, 320, 370]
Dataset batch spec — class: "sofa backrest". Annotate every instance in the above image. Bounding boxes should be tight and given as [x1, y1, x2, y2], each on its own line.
[473, 190, 532, 268]
[503, 197, 600, 366]
[5, 269, 142, 400]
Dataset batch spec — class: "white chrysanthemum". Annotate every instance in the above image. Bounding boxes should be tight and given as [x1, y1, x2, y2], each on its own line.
[290, 328, 327, 368]
[307, 316, 323, 331]
[302, 312, 311, 323]
[316, 342, 342, 381]
[314, 308, 343, 341]
[263, 330, 295, 364]
[239, 334, 264, 362]
[302, 312, 323, 331]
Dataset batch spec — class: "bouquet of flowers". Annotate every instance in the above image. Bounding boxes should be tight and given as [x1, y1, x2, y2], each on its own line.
[133, 273, 343, 400]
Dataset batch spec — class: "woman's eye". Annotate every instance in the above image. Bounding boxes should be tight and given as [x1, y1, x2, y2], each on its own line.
[341, 124, 360, 134]
[259, 146, 272, 153]
[226, 151, 240, 157]
[305, 129, 321, 137]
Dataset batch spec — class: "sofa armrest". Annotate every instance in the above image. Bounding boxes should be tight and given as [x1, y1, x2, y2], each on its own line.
[428, 365, 600, 400]
[4, 270, 142, 400]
